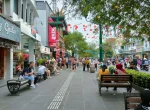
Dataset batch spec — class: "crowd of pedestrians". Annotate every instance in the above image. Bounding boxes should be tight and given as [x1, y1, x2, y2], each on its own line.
[15, 57, 81, 88]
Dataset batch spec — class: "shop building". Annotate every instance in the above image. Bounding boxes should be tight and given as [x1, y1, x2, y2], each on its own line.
[4, 0, 41, 71]
[34, 1, 53, 58]
[36, 1, 68, 59]
[0, 14, 21, 79]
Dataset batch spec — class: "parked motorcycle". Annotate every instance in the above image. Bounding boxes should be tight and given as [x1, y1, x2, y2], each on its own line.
[140, 64, 149, 71]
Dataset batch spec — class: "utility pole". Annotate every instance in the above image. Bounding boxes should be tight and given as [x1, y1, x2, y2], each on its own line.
[98, 16, 103, 62]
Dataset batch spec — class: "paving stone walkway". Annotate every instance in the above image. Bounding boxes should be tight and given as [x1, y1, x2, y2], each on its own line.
[0, 67, 138, 110]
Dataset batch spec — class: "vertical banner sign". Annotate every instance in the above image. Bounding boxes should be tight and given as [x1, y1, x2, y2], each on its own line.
[48, 17, 56, 46]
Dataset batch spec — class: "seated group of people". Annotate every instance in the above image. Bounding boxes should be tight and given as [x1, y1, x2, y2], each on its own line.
[97, 63, 150, 110]
[19, 60, 60, 88]
[38, 61, 59, 79]
[97, 63, 126, 90]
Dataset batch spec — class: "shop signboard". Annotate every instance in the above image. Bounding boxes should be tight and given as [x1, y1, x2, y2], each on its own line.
[41, 46, 50, 54]
[136, 45, 143, 53]
[48, 18, 56, 47]
[0, 16, 21, 43]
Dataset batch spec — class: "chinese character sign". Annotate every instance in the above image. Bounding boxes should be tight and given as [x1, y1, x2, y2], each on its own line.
[48, 18, 56, 46]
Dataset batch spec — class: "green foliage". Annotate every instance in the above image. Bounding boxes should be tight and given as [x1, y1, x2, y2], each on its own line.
[82, 43, 98, 58]
[109, 66, 115, 74]
[126, 69, 150, 89]
[64, 32, 88, 57]
[69, 0, 150, 40]
[37, 58, 47, 65]
[102, 42, 114, 58]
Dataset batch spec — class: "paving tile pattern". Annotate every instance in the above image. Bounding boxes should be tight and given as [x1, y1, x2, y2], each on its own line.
[0, 68, 138, 110]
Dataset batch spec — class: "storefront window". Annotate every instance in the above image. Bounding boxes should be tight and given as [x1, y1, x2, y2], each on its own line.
[21, 4, 23, 19]
[14, 0, 18, 15]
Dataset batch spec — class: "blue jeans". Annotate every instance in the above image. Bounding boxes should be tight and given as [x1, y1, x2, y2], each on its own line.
[24, 75, 34, 81]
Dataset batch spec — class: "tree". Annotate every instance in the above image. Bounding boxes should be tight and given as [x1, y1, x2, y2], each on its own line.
[81, 43, 98, 58]
[102, 42, 114, 58]
[68, 0, 150, 40]
[64, 32, 88, 57]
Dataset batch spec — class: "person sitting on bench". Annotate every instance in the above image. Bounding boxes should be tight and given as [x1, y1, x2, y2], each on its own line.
[114, 63, 126, 91]
[38, 63, 51, 79]
[135, 90, 150, 110]
[22, 63, 35, 88]
[98, 65, 110, 90]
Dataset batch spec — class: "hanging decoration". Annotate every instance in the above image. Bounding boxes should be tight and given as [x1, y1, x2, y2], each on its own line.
[68, 24, 71, 26]
[106, 25, 109, 29]
[118, 25, 122, 29]
[90, 29, 92, 31]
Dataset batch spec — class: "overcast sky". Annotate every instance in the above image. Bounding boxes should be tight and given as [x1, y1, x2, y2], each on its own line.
[42, 0, 100, 44]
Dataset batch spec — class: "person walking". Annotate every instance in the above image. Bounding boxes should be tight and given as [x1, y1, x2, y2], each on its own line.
[82, 57, 86, 71]
[94, 59, 99, 71]
[65, 57, 69, 70]
[68, 58, 72, 70]
[86, 58, 90, 72]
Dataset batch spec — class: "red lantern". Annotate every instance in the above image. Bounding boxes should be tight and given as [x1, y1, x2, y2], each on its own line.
[106, 25, 109, 29]
[118, 25, 122, 28]
[94, 25, 97, 28]
[86, 34, 88, 35]
[90, 29, 92, 31]
[68, 24, 71, 26]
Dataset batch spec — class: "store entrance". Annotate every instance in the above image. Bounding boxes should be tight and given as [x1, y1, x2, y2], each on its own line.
[0, 47, 6, 79]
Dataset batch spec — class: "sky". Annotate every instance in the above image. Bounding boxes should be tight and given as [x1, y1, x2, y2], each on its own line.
[44, 0, 117, 46]
[43, 0, 100, 44]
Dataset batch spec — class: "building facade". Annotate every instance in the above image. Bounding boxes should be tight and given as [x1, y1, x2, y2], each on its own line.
[0, 0, 41, 79]
[0, 0, 21, 79]
[118, 38, 150, 59]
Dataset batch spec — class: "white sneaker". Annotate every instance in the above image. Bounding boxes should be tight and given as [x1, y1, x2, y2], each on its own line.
[30, 84, 36, 88]
[35, 83, 39, 87]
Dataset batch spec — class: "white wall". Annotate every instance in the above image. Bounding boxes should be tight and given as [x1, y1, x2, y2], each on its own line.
[35, 10, 46, 45]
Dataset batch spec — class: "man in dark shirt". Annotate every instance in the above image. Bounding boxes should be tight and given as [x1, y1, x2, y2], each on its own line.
[23, 62, 35, 88]
[28, 61, 39, 86]
[135, 90, 150, 110]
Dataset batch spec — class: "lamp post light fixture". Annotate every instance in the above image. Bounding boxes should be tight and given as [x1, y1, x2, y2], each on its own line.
[98, 16, 103, 62]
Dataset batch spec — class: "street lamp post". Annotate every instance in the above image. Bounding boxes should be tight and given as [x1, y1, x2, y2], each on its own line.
[98, 16, 103, 62]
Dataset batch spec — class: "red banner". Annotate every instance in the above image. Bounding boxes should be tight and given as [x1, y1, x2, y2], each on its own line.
[48, 18, 56, 47]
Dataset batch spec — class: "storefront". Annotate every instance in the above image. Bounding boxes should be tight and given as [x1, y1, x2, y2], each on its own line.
[0, 15, 21, 79]
[136, 45, 143, 58]
[40, 45, 50, 59]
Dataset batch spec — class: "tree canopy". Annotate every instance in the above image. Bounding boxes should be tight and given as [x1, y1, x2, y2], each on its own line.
[68, 0, 150, 40]
[64, 32, 88, 57]
[81, 43, 99, 58]
[102, 41, 114, 58]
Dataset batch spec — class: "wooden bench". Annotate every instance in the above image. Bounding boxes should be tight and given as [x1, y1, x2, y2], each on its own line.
[99, 75, 133, 95]
[124, 92, 141, 110]
[7, 79, 30, 94]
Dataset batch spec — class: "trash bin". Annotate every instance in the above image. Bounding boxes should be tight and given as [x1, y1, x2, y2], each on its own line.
[90, 64, 95, 73]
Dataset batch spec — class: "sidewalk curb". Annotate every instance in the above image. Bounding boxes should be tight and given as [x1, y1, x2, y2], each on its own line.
[0, 84, 6, 88]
